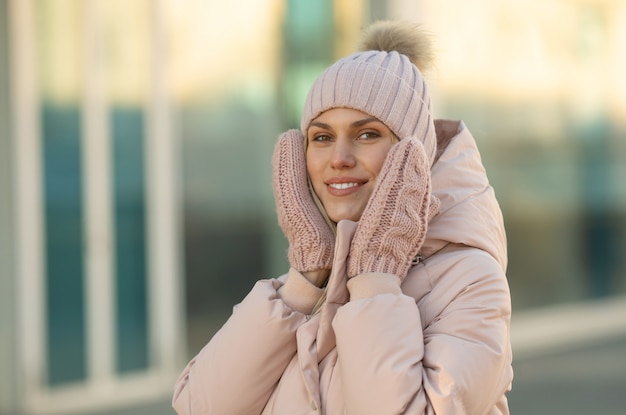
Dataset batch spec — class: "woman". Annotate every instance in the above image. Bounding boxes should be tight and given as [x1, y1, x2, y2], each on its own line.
[173, 20, 513, 414]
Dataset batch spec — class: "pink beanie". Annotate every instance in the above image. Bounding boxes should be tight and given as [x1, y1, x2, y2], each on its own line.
[300, 50, 437, 165]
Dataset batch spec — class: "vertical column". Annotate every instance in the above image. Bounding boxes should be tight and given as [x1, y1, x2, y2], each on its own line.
[82, 0, 115, 386]
[146, 0, 185, 373]
[9, 0, 46, 396]
[0, 0, 19, 411]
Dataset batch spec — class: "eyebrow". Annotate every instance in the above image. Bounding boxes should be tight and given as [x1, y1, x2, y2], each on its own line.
[351, 117, 381, 128]
[309, 117, 382, 130]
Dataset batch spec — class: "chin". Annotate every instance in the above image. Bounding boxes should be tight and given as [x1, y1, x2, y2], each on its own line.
[328, 211, 362, 223]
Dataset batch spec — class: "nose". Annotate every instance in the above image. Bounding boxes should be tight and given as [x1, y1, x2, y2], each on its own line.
[330, 139, 356, 169]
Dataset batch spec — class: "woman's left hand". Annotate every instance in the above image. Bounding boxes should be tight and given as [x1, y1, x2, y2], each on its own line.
[346, 137, 439, 281]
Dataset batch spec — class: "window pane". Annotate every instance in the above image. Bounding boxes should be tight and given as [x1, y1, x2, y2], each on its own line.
[43, 103, 86, 386]
[112, 107, 148, 373]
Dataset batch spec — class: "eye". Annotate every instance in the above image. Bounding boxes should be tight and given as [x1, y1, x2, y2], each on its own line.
[357, 130, 381, 140]
[311, 133, 333, 143]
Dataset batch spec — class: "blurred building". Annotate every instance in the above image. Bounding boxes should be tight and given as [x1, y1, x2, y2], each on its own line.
[0, 0, 624, 414]
[0, 1, 183, 414]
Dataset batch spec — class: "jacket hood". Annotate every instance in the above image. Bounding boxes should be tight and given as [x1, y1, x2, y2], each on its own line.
[421, 120, 508, 271]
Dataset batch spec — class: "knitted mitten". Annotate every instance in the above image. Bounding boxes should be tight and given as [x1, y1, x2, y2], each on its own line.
[347, 137, 440, 280]
[272, 130, 335, 273]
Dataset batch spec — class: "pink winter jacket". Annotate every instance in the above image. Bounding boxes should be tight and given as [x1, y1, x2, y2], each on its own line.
[172, 120, 513, 415]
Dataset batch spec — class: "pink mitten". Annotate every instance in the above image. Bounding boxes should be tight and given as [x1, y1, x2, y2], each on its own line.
[347, 137, 440, 280]
[272, 130, 335, 273]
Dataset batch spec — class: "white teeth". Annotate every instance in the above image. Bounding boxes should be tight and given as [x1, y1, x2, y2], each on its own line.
[329, 182, 359, 190]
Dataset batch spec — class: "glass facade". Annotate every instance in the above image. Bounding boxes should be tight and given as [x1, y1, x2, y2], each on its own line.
[30, 0, 156, 390]
[421, 0, 626, 310]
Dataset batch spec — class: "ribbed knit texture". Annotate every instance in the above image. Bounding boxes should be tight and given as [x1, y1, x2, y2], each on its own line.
[347, 137, 440, 280]
[301, 50, 437, 165]
[272, 130, 335, 272]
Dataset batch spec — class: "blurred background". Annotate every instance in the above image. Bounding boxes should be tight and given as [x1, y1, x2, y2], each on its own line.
[0, 0, 624, 414]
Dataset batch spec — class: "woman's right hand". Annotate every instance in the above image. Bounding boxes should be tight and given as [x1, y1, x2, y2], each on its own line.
[272, 130, 335, 284]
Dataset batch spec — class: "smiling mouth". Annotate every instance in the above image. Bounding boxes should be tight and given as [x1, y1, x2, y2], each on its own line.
[328, 182, 360, 190]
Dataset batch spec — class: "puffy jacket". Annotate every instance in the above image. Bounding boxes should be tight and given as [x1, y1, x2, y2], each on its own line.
[172, 120, 513, 414]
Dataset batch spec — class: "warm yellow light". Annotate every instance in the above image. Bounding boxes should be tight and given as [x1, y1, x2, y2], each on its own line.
[36, 0, 83, 103]
[163, 0, 284, 102]
[420, 0, 625, 120]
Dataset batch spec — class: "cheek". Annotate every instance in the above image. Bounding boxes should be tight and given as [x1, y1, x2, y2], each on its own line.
[369, 152, 390, 178]
[305, 151, 323, 182]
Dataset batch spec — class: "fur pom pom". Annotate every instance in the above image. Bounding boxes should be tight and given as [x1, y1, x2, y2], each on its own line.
[357, 20, 435, 72]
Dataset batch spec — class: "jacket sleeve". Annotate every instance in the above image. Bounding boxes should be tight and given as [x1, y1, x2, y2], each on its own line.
[332, 253, 512, 415]
[172, 270, 323, 415]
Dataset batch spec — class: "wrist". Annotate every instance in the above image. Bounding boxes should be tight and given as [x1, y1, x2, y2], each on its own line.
[302, 269, 331, 287]
[278, 268, 325, 314]
[347, 272, 402, 300]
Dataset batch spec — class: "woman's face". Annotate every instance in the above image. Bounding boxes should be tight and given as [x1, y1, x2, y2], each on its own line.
[306, 108, 396, 222]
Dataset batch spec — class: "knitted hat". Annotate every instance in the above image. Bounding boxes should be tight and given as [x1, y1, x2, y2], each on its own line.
[300, 22, 437, 165]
